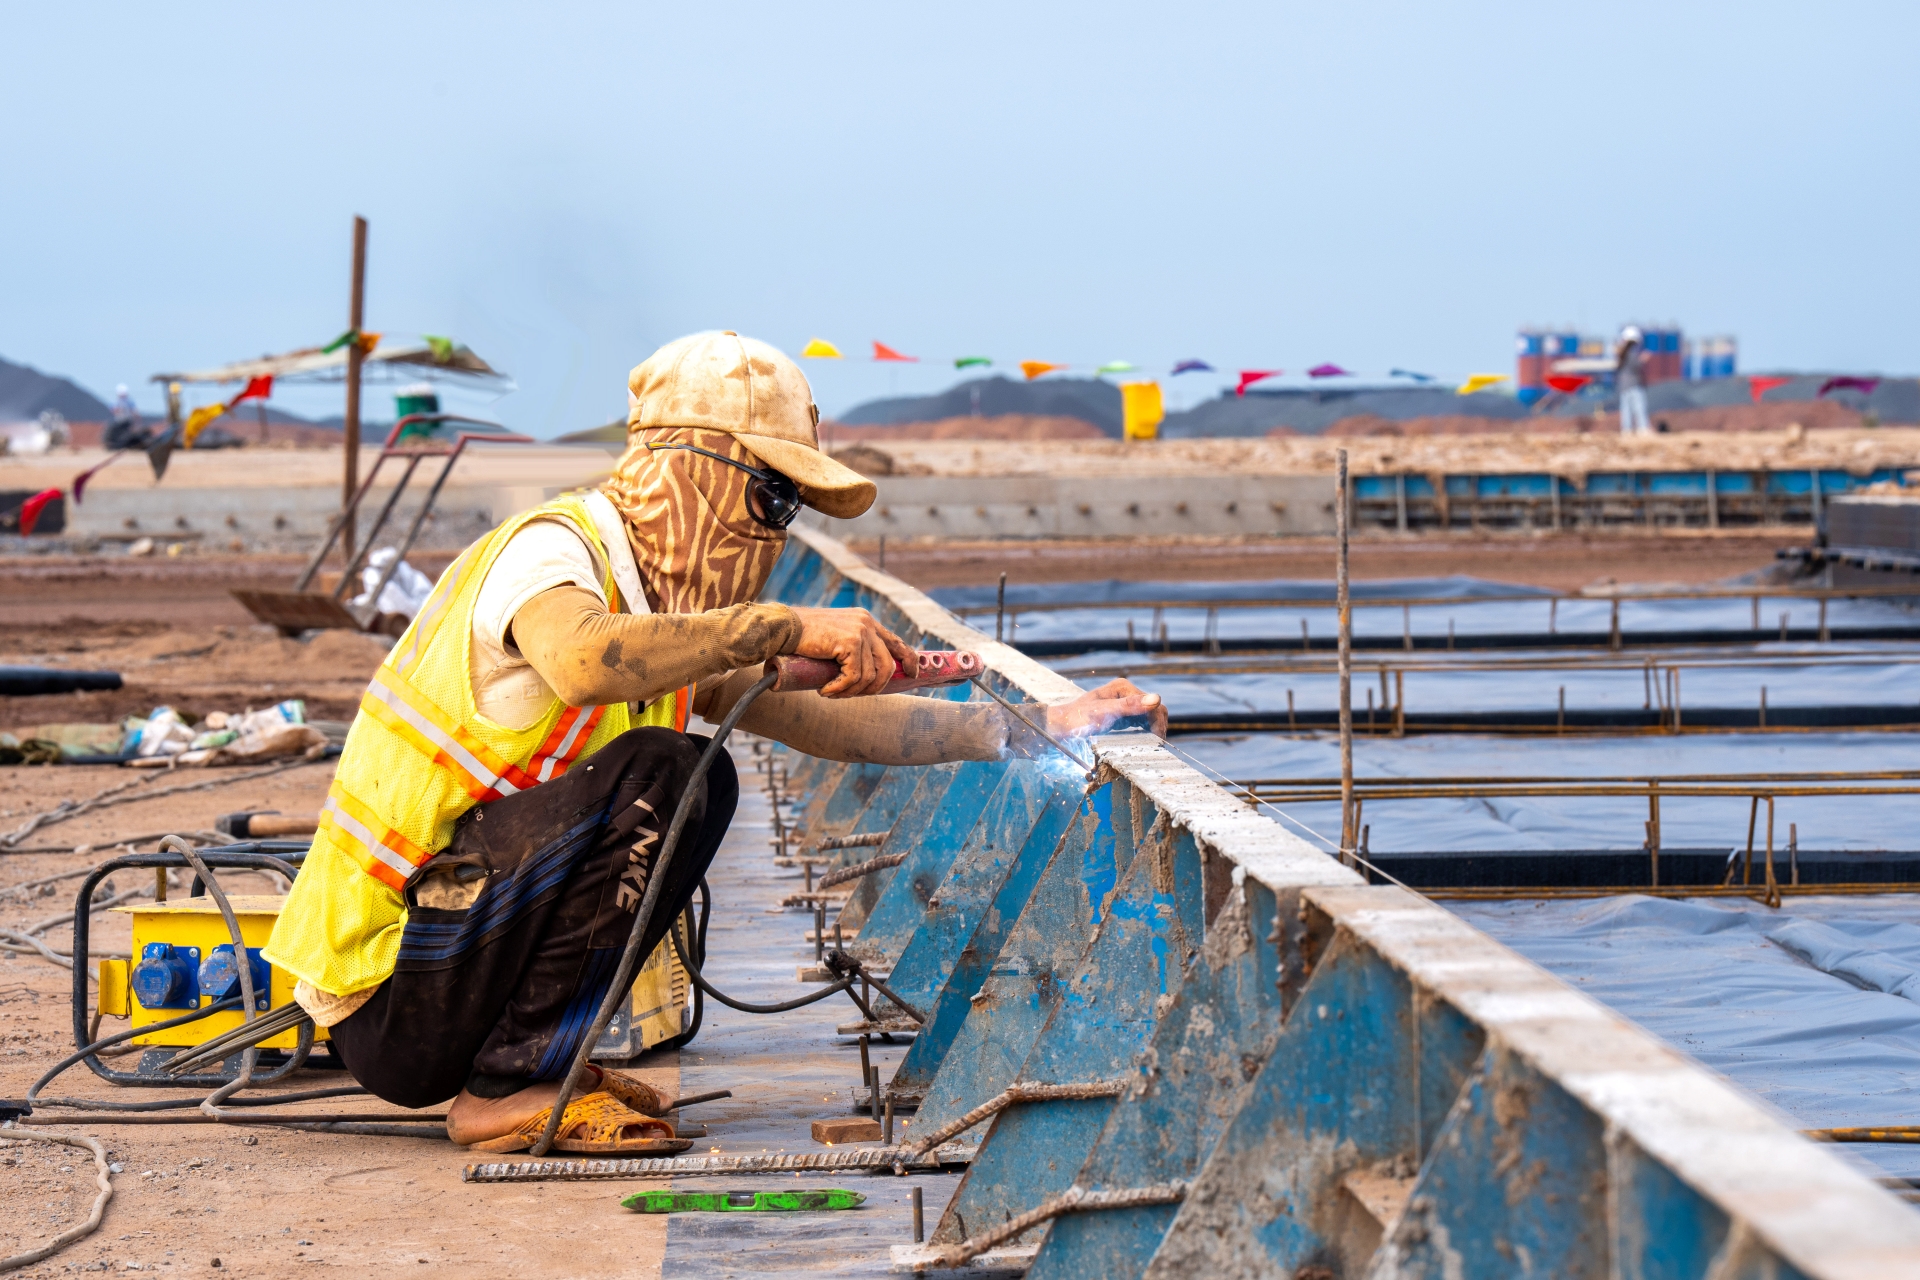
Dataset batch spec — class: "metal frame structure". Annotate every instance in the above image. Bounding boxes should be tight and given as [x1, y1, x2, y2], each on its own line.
[233, 413, 534, 634]
[764, 523, 1920, 1279]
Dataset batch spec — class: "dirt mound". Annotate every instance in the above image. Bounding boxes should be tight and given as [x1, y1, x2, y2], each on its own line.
[822, 414, 1108, 443]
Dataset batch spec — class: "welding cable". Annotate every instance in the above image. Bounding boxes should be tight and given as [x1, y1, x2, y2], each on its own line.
[530, 669, 782, 1157]
[158, 837, 263, 1118]
[666, 914, 873, 1019]
[655, 887, 710, 1051]
[30, 1086, 370, 1113]
[24, 998, 243, 1109]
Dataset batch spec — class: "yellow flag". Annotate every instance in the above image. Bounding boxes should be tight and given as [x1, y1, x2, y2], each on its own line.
[1121, 381, 1164, 441]
[800, 338, 842, 358]
[182, 403, 228, 448]
[1457, 373, 1507, 396]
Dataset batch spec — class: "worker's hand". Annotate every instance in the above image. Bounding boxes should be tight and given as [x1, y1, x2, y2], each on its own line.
[1044, 679, 1167, 740]
[789, 606, 916, 698]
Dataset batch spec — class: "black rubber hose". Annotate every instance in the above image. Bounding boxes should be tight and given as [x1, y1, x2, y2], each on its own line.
[666, 922, 867, 1016]
[529, 670, 780, 1157]
[26, 999, 241, 1109]
[32, 1086, 370, 1113]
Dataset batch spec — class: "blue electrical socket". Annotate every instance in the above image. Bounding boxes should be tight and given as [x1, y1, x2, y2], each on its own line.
[131, 943, 201, 1010]
[197, 945, 271, 1011]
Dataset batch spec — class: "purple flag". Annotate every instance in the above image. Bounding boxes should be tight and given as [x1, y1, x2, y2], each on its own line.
[1308, 363, 1352, 378]
[1818, 376, 1880, 398]
[1171, 359, 1213, 375]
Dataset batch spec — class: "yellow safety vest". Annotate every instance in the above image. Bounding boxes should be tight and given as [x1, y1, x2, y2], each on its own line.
[265, 494, 684, 996]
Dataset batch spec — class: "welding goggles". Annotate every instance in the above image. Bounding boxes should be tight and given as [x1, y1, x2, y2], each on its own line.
[646, 441, 804, 530]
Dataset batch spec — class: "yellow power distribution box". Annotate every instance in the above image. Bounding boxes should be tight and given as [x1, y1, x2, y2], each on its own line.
[97, 893, 689, 1058]
[99, 895, 319, 1050]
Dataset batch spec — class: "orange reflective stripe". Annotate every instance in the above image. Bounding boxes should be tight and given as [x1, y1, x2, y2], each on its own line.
[673, 686, 690, 733]
[320, 780, 433, 892]
[364, 668, 538, 799]
[529, 703, 605, 783]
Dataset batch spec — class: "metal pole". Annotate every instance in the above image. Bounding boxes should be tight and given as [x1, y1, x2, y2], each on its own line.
[911, 1187, 925, 1242]
[995, 572, 1006, 644]
[1337, 450, 1354, 863]
[342, 215, 368, 569]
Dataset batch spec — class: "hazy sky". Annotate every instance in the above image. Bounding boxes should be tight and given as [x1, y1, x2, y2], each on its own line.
[5, 2, 1916, 431]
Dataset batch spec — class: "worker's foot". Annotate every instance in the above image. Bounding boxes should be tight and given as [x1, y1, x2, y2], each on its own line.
[445, 1067, 658, 1144]
[446, 1081, 566, 1146]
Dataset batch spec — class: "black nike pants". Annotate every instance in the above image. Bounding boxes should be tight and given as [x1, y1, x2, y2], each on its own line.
[327, 727, 736, 1108]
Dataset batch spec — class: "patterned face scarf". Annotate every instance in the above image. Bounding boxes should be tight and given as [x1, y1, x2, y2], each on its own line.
[599, 427, 787, 615]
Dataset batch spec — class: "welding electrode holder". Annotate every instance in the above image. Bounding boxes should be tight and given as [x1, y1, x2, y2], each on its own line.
[763, 650, 983, 695]
[65, 842, 314, 1089]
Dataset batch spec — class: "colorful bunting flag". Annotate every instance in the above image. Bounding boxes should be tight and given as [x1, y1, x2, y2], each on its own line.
[1545, 374, 1591, 394]
[423, 335, 455, 362]
[1235, 370, 1281, 396]
[1095, 360, 1135, 375]
[800, 338, 843, 358]
[954, 356, 992, 369]
[1390, 369, 1434, 382]
[231, 375, 273, 404]
[1171, 360, 1213, 375]
[1818, 376, 1879, 398]
[1457, 373, 1507, 396]
[15, 488, 61, 537]
[1747, 375, 1792, 403]
[872, 341, 918, 363]
[1020, 361, 1066, 381]
[71, 453, 122, 503]
[183, 403, 228, 448]
[1308, 363, 1352, 379]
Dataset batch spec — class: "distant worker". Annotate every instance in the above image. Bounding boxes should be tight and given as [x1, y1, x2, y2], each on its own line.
[1615, 326, 1650, 435]
[260, 331, 1166, 1154]
[104, 384, 149, 450]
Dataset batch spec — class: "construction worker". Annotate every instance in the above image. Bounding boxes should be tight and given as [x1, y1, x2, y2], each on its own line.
[1616, 325, 1650, 435]
[104, 384, 150, 450]
[262, 332, 1166, 1154]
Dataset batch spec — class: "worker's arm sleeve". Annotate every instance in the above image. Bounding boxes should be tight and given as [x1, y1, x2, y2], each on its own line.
[692, 668, 1044, 765]
[511, 585, 802, 708]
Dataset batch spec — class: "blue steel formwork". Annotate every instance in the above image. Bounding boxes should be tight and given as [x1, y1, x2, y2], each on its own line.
[767, 525, 1920, 1278]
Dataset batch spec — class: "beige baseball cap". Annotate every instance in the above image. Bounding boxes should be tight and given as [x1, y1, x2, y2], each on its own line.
[626, 331, 876, 519]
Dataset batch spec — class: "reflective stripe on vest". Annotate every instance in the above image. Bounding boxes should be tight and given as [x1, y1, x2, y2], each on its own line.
[315, 494, 648, 894]
[531, 703, 605, 783]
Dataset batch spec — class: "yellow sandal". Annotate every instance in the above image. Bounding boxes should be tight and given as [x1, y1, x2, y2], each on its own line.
[466, 1091, 689, 1155]
[591, 1066, 668, 1117]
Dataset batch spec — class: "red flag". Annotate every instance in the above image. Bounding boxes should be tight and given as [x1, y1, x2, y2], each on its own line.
[1748, 375, 1792, 402]
[1546, 374, 1591, 394]
[228, 375, 273, 407]
[872, 342, 918, 363]
[16, 487, 62, 536]
[1236, 370, 1281, 396]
